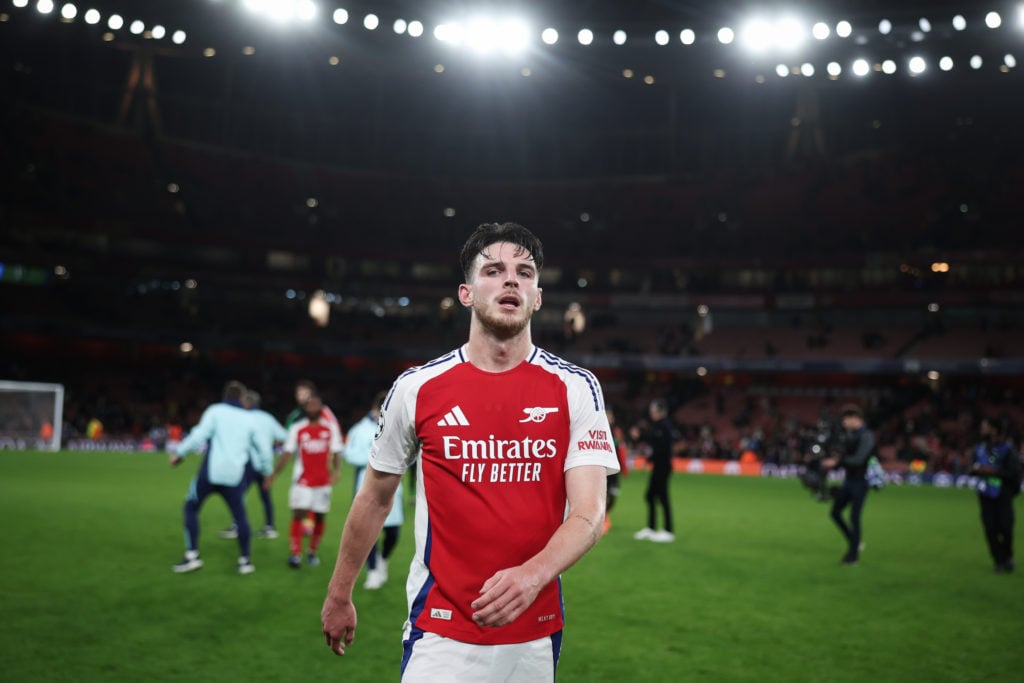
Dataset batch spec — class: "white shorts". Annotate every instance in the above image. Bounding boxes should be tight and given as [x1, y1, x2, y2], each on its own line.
[288, 483, 333, 513]
[401, 630, 560, 683]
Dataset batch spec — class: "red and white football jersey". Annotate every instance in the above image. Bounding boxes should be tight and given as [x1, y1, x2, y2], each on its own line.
[285, 419, 343, 487]
[370, 345, 618, 645]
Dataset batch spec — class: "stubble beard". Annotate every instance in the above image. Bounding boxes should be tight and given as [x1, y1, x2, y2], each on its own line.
[474, 300, 532, 340]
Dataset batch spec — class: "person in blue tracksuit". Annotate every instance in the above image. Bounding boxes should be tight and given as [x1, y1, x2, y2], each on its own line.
[219, 390, 288, 541]
[170, 380, 259, 575]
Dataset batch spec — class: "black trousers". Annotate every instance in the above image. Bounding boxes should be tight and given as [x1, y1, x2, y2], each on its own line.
[830, 479, 868, 560]
[646, 467, 673, 533]
[979, 493, 1015, 566]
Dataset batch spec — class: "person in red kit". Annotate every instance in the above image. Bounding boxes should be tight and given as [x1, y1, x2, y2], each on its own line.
[321, 222, 620, 682]
[267, 395, 343, 568]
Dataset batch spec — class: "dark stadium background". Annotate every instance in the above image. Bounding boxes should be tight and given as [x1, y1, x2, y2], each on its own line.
[2, 0, 1022, 471]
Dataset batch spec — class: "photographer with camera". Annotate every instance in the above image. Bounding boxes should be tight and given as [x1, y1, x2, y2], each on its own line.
[821, 404, 875, 566]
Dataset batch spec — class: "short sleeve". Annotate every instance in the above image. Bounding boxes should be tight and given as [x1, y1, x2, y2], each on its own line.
[369, 377, 421, 475]
[564, 373, 620, 474]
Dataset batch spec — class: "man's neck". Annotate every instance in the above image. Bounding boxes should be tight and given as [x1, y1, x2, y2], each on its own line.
[463, 330, 533, 373]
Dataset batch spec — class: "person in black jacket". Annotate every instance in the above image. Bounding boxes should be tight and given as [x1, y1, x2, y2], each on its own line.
[971, 417, 1021, 573]
[821, 404, 875, 565]
[631, 398, 679, 543]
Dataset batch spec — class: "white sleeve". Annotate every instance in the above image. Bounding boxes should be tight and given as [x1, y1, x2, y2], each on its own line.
[564, 373, 620, 474]
[284, 422, 302, 454]
[368, 377, 420, 475]
[329, 422, 344, 455]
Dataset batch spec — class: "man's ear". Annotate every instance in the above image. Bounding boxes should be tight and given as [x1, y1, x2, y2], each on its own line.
[458, 283, 474, 308]
[534, 288, 543, 311]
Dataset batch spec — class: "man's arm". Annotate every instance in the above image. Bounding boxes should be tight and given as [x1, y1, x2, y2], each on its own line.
[264, 451, 292, 490]
[321, 466, 402, 656]
[470, 464, 607, 628]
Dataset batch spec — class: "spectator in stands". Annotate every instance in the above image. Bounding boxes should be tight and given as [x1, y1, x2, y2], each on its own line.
[970, 417, 1021, 573]
[821, 404, 876, 565]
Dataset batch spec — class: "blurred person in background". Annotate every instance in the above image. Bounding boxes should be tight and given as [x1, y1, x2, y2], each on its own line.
[219, 390, 288, 541]
[285, 379, 340, 534]
[821, 404, 875, 566]
[267, 395, 344, 568]
[631, 398, 679, 543]
[971, 417, 1021, 573]
[170, 380, 258, 575]
[345, 390, 404, 590]
[603, 406, 629, 535]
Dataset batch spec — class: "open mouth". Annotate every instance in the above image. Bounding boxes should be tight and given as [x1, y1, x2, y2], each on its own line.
[498, 294, 521, 309]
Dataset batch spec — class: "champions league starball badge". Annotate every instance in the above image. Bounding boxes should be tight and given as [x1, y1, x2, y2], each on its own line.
[374, 411, 385, 440]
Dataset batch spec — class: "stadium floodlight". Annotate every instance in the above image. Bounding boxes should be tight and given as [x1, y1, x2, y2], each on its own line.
[679, 28, 695, 45]
[613, 29, 626, 45]
[800, 62, 814, 77]
[541, 27, 558, 44]
[852, 58, 870, 76]
[952, 14, 966, 31]
[775, 63, 789, 77]
[1006, 53, 1017, 68]
[827, 60, 842, 76]
[151, 24, 165, 39]
[37, 0, 54, 14]
[60, 3, 76, 19]
[172, 29, 186, 44]
[363, 13, 378, 30]
[393, 18, 406, 34]
[836, 20, 852, 37]
[295, 0, 315, 21]
[970, 54, 982, 69]
[774, 16, 805, 51]
[407, 20, 423, 37]
[939, 56, 953, 71]
[13, 0, 29, 8]
[654, 29, 669, 45]
[463, 18, 530, 56]
[812, 21, 829, 39]
[84, 7, 99, 23]
[908, 56, 926, 74]
[129, 19, 143, 34]
[985, 11, 1001, 29]
[878, 19, 891, 35]
[882, 59, 896, 74]
[332, 8, 348, 24]
[919, 17, 931, 32]
[577, 28, 593, 45]
[434, 22, 464, 45]
[740, 18, 773, 51]
[717, 26, 734, 44]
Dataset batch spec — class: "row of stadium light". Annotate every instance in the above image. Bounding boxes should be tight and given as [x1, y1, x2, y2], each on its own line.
[9, 0, 1024, 53]
[4, 1, 1023, 79]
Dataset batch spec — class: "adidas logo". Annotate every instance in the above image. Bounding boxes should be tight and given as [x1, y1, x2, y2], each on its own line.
[437, 406, 470, 427]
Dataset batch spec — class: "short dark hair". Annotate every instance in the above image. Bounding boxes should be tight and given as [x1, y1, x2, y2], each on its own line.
[459, 222, 544, 282]
[295, 379, 318, 394]
[223, 380, 246, 402]
[840, 403, 863, 419]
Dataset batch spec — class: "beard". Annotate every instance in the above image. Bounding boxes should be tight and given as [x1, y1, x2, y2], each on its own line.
[474, 299, 533, 339]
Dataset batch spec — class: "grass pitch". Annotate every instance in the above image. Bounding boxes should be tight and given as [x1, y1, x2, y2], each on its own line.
[1, 450, 1021, 682]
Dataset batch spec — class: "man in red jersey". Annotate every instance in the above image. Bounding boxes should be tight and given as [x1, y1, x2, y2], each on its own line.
[322, 222, 619, 682]
[268, 395, 343, 568]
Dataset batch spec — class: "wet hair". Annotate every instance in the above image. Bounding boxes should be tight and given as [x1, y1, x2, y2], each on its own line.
[223, 380, 246, 402]
[459, 222, 544, 282]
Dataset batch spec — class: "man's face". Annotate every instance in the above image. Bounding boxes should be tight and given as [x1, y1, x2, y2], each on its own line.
[459, 241, 542, 339]
[295, 386, 312, 406]
[842, 415, 863, 431]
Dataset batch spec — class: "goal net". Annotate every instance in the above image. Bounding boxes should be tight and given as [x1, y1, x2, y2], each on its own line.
[0, 380, 64, 451]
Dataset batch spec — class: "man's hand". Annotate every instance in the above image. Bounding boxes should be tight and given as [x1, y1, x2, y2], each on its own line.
[821, 457, 838, 469]
[321, 595, 357, 656]
[470, 566, 543, 628]
[262, 474, 274, 491]
[169, 453, 183, 467]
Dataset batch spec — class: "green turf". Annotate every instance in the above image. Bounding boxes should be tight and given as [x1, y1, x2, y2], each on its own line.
[1, 451, 1021, 682]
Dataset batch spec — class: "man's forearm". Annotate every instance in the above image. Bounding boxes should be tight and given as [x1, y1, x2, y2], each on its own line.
[326, 487, 394, 600]
[521, 499, 604, 588]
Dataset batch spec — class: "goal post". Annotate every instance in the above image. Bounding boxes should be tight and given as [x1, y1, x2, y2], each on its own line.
[0, 380, 64, 451]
